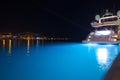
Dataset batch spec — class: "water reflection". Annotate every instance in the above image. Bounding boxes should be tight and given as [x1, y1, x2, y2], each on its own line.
[36, 39, 39, 47]
[8, 39, 12, 54]
[2, 39, 5, 48]
[95, 45, 118, 70]
[27, 39, 30, 55]
[96, 48, 109, 70]
[97, 48, 108, 65]
[0, 39, 43, 55]
[1, 39, 27, 54]
[0, 42, 119, 80]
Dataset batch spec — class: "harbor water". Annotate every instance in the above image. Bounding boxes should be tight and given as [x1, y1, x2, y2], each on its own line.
[0, 39, 119, 80]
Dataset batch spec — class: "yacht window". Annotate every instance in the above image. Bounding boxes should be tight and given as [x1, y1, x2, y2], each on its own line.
[101, 17, 118, 22]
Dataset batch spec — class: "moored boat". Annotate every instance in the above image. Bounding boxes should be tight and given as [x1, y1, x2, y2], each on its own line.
[83, 10, 120, 44]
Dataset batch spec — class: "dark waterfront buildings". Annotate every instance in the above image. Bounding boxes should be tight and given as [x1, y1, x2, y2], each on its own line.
[0, 32, 69, 41]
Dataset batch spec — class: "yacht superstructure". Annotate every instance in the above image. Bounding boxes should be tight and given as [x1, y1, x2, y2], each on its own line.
[83, 10, 120, 44]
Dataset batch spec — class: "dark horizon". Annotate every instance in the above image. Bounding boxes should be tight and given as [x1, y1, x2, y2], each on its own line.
[0, 0, 120, 41]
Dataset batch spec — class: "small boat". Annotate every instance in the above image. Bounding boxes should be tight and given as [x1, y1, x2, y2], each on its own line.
[83, 9, 120, 44]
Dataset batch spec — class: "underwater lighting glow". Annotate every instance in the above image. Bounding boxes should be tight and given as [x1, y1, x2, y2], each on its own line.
[95, 31, 111, 36]
[83, 43, 98, 46]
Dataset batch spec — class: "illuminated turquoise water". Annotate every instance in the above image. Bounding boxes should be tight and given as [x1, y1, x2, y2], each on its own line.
[0, 40, 119, 80]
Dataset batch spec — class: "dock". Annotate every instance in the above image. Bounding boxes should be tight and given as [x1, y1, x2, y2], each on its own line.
[104, 53, 120, 80]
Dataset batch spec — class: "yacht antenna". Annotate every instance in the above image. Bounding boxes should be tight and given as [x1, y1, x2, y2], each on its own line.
[113, 4, 116, 14]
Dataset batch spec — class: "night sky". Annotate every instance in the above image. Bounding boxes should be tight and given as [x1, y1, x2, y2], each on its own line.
[0, 0, 120, 41]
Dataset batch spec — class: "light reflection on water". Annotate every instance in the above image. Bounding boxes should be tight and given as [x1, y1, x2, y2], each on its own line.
[97, 48, 109, 69]
[0, 40, 119, 80]
[8, 39, 12, 54]
[27, 39, 30, 54]
[96, 45, 118, 71]
[2, 39, 5, 48]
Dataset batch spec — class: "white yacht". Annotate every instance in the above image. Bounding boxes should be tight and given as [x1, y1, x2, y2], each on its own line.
[83, 10, 120, 44]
